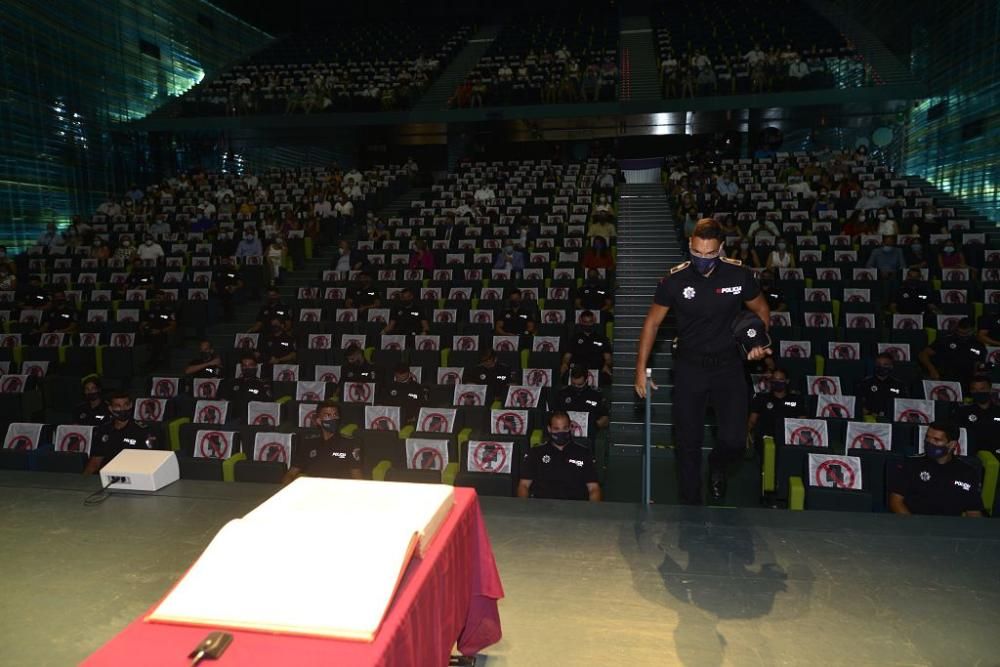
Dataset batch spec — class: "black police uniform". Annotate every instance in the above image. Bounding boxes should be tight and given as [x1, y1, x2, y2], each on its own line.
[654, 257, 761, 504]
[929, 333, 986, 386]
[377, 379, 428, 424]
[256, 302, 293, 325]
[127, 268, 157, 288]
[75, 400, 112, 427]
[213, 265, 242, 317]
[43, 303, 78, 332]
[472, 362, 518, 399]
[759, 285, 786, 312]
[854, 374, 907, 417]
[262, 332, 296, 363]
[224, 373, 274, 410]
[292, 432, 361, 478]
[349, 286, 379, 310]
[749, 391, 807, 439]
[578, 281, 610, 311]
[388, 302, 425, 336]
[498, 305, 535, 335]
[91, 419, 162, 463]
[143, 302, 176, 366]
[520, 440, 598, 500]
[950, 402, 1000, 455]
[889, 456, 983, 516]
[341, 361, 376, 384]
[567, 326, 612, 377]
[892, 281, 935, 314]
[551, 384, 609, 427]
[187, 353, 224, 379]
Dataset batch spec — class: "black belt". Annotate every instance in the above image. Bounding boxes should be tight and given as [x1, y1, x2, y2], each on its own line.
[674, 342, 741, 368]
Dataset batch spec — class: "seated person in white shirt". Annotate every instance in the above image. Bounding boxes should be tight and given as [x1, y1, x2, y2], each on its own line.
[137, 235, 165, 262]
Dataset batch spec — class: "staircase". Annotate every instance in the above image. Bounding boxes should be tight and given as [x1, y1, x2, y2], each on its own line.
[618, 16, 661, 102]
[906, 176, 999, 244]
[606, 183, 683, 499]
[414, 25, 501, 112]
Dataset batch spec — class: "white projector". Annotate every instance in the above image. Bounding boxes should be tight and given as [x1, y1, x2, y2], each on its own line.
[100, 449, 180, 493]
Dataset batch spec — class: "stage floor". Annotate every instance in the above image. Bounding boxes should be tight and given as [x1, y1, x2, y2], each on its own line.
[1, 472, 997, 666]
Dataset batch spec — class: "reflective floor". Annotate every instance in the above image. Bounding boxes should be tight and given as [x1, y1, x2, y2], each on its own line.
[1, 472, 997, 666]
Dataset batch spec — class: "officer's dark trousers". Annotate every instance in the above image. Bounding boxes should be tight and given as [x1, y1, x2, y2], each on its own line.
[672, 356, 749, 504]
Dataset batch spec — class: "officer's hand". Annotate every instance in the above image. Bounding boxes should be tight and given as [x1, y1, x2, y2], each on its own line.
[747, 346, 772, 361]
[928, 368, 941, 380]
[634, 371, 657, 399]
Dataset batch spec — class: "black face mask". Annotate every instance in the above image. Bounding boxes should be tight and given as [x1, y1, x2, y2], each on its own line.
[571, 382, 587, 392]
[770, 381, 787, 392]
[85, 392, 101, 402]
[320, 419, 339, 434]
[580, 325, 594, 334]
[551, 431, 572, 446]
[241, 367, 257, 378]
[201, 351, 215, 360]
[110, 409, 130, 421]
[874, 366, 892, 378]
[971, 392, 992, 405]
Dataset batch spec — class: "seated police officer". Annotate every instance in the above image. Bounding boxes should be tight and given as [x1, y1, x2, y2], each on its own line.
[888, 421, 983, 517]
[212, 257, 244, 320]
[261, 317, 297, 365]
[75, 376, 111, 426]
[746, 368, 807, 446]
[918, 317, 986, 387]
[890, 267, 938, 315]
[382, 288, 429, 336]
[855, 353, 908, 418]
[576, 268, 612, 314]
[951, 376, 1000, 456]
[346, 272, 381, 313]
[282, 401, 361, 483]
[976, 310, 1000, 349]
[84, 392, 162, 474]
[141, 289, 177, 371]
[517, 411, 601, 501]
[757, 270, 787, 313]
[377, 363, 428, 425]
[41, 289, 79, 336]
[223, 353, 273, 408]
[472, 349, 518, 400]
[248, 287, 293, 334]
[496, 288, 537, 336]
[184, 339, 224, 379]
[341, 345, 376, 384]
[551, 365, 610, 430]
[561, 310, 612, 385]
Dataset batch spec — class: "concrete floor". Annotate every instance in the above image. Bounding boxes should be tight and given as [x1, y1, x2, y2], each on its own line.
[0, 472, 997, 666]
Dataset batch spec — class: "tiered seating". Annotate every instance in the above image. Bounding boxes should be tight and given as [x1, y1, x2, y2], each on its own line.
[654, 0, 860, 98]
[180, 22, 473, 115]
[0, 162, 410, 473]
[450, 12, 619, 107]
[667, 150, 998, 514]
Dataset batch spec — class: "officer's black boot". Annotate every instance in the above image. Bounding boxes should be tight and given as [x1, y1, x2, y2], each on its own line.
[709, 469, 727, 504]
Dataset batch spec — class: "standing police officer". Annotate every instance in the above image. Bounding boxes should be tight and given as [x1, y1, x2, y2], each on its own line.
[635, 219, 771, 504]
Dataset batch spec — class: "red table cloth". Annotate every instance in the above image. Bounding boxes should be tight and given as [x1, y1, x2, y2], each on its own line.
[84, 488, 504, 666]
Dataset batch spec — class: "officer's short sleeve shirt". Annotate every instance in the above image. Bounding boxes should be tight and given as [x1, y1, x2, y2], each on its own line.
[889, 456, 983, 515]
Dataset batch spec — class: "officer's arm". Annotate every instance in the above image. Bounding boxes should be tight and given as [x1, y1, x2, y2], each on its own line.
[586, 482, 601, 502]
[744, 294, 771, 330]
[516, 479, 532, 498]
[382, 318, 396, 335]
[917, 346, 940, 379]
[495, 319, 508, 335]
[282, 466, 304, 484]
[83, 456, 104, 476]
[976, 327, 1000, 347]
[420, 318, 430, 335]
[635, 303, 670, 398]
[888, 492, 911, 515]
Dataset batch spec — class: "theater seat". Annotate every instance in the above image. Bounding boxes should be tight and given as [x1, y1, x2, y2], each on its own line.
[455, 471, 515, 497]
[805, 486, 874, 511]
[177, 455, 223, 481]
[232, 460, 284, 484]
[35, 450, 87, 473]
[384, 468, 441, 484]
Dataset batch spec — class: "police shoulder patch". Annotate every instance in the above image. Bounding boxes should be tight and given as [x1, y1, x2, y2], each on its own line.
[720, 256, 742, 266]
[669, 261, 690, 275]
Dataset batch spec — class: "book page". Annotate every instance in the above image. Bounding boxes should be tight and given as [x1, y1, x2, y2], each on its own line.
[148, 516, 419, 640]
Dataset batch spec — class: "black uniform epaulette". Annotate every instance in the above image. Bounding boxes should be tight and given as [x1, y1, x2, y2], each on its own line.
[669, 261, 690, 275]
[720, 256, 742, 266]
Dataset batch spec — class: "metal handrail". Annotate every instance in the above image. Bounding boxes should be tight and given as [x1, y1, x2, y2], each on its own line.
[643, 367, 653, 505]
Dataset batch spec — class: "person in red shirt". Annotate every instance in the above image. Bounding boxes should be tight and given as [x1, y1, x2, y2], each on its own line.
[583, 236, 615, 270]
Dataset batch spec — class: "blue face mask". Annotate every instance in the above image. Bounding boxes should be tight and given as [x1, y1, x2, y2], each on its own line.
[925, 441, 950, 459]
[691, 255, 718, 275]
[320, 419, 339, 434]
